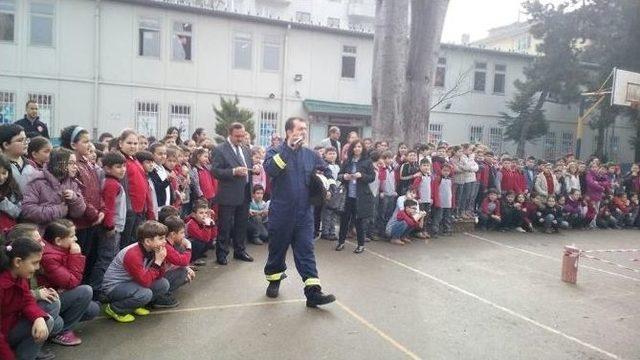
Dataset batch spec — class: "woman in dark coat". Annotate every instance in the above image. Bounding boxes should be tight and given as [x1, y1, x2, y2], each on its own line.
[336, 140, 375, 254]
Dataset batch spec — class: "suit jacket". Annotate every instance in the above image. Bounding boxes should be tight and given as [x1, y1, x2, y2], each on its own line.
[319, 137, 341, 155]
[211, 141, 253, 206]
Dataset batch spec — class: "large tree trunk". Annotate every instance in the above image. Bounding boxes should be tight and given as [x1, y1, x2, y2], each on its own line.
[371, 0, 409, 144]
[517, 90, 547, 158]
[403, 0, 449, 146]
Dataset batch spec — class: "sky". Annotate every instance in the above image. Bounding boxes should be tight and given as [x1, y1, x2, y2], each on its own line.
[441, 0, 552, 44]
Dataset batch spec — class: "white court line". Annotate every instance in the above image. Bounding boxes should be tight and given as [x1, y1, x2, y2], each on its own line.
[464, 232, 640, 282]
[348, 242, 621, 360]
[147, 299, 306, 316]
[336, 301, 422, 360]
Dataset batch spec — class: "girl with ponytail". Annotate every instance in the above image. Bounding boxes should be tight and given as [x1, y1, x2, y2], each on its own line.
[0, 237, 54, 360]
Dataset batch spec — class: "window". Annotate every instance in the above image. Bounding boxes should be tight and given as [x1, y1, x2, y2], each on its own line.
[469, 126, 483, 143]
[169, 104, 191, 140]
[30, 1, 55, 46]
[0, 91, 16, 124]
[561, 131, 573, 157]
[609, 135, 620, 161]
[296, 11, 311, 23]
[262, 35, 280, 72]
[493, 64, 506, 94]
[327, 17, 340, 28]
[27, 93, 53, 130]
[489, 127, 503, 154]
[341, 45, 356, 79]
[544, 132, 557, 160]
[473, 62, 487, 92]
[233, 32, 252, 70]
[428, 123, 443, 144]
[516, 35, 531, 51]
[136, 101, 159, 137]
[0, 0, 15, 42]
[172, 22, 192, 61]
[258, 111, 278, 148]
[434, 57, 446, 87]
[138, 18, 161, 57]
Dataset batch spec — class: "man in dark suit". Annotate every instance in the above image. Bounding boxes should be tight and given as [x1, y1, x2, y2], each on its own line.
[211, 123, 258, 265]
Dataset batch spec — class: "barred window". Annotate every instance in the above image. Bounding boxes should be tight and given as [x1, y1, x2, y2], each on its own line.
[169, 104, 191, 140]
[469, 126, 483, 143]
[136, 101, 159, 137]
[27, 93, 53, 130]
[489, 127, 503, 154]
[428, 123, 443, 144]
[0, 91, 16, 124]
[258, 111, 278, 148]
[560, 132, 573, 157]
[544, 132, 557, 160]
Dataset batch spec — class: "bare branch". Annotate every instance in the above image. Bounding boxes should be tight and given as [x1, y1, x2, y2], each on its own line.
[430, 66, 473, 111]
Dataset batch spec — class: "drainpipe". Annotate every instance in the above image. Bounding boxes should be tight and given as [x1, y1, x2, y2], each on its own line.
[92, 0, 101, 139]
[279, 24, 290, 136]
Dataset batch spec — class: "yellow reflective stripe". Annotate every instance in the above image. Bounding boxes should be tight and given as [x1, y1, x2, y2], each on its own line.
[273, 153, 286, 169]
[266, 272, 284, 281]
[304, 278, 321, 287]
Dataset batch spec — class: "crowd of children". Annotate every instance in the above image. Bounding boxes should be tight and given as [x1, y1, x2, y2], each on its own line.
[0, 120, 639, 359]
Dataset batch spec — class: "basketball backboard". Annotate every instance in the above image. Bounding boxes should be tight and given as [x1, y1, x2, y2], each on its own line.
[611, 68, 640, 107]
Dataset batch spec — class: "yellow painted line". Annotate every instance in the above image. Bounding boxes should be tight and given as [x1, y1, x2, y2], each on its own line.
[147, 298, 306, 316]
[349, 242, 620, 360]
[336, 300, 422, 360]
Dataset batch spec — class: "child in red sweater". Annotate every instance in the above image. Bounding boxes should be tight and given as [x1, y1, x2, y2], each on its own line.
[38, 219, 99, 346]
[0, 237, 54, 360]
[186, 199, 218, 265]
[162, 216, 196, 291]
[189, 148, 218, 208]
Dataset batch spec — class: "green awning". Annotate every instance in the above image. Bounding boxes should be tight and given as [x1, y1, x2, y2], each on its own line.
[303, 99, 371, 117]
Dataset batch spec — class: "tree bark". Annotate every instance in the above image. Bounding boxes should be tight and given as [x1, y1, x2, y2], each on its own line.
[403, 0, 449, 146]
[371, 0, 409, 144]
[517, 90, 547, 158]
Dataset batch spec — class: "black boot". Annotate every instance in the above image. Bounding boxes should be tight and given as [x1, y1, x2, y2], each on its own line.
[266, 273, 287, 298]
[304, 285, 336, 308]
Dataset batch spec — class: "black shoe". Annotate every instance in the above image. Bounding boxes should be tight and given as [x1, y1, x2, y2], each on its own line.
[233, 251, 254, 262]
[36, 349, 56, 360]
[266, 281, 281, 298]
[305, 286, 336, 308]
[249, 237, 264, 245]
[354, 246, 365, 254]
[335, 243, 345, 251]
[151, 294, 180, 309]
[216, 257, 228, 265]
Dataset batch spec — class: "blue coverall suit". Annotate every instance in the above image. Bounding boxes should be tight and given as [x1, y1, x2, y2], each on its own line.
[263, 142, 333, 287]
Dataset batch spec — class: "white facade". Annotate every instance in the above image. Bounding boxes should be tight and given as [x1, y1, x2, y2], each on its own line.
[0, 0, 634, 162]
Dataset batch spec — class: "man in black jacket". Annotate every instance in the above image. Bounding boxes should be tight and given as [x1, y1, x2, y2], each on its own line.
[211, 123, 258, 265]
[15, 100, 49, 139]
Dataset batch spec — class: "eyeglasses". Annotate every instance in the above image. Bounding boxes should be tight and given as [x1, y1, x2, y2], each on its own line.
[13, 137, 29, 145]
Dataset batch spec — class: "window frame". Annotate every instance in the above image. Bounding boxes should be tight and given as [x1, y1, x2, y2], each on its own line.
[561, 131, 574, 157]
[29, 0, 55, 47]
[489, 127, 503, 154]
[171, 20, 193, 62]
[327, 17, 340, 28]
[295, 11, 311, 23]
[0, 0, 16, 43]
[138, 17, 162, 59]
[168, 103, 192, 140]
[135, 100, 160, 138]
[428, 123, 444, 144]
[434, 57, 446, 88]
[493, 64, 506, 95]
[27, 92, 54, 133]
[258, 110, 279, 148]
[0, 90, 16, 124]
[261, 34, 281, 73]
[341, 45, 357, 80]
[469, 125, 484, 144]
[473, 61, 487, 92]
[232, 31, 253, 70]
[544, 131, 558, 161]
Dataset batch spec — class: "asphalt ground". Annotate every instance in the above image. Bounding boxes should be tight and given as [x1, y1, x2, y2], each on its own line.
[53, 229, 640, 360]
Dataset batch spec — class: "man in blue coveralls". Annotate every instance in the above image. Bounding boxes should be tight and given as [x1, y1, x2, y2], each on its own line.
[263, 117, 336, 308]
